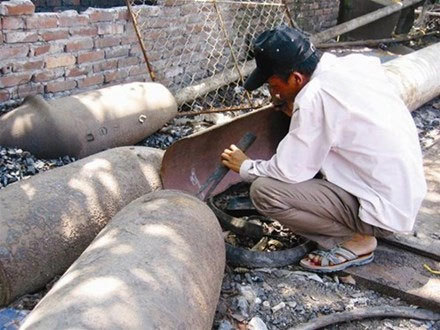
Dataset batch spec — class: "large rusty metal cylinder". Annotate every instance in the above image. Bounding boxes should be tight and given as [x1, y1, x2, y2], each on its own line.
[384, 42, 440, 111]
[0, 82, 177, 159]
[0, 146, 164, 305]
[21, 190, 226, 330]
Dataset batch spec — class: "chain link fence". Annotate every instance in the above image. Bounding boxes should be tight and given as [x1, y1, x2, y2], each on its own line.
[125, 0, 295, 113]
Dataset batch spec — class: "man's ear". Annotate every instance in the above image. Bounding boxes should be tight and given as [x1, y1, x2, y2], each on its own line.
[289, 71, 308, 87]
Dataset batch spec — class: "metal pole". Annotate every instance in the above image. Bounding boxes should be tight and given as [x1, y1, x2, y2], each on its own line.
[212, 0, 254, 107]
[125, 0, 156, 81]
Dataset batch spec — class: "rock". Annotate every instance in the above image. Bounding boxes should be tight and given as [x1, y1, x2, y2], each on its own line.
[286, 301, 297, 308]
[239, 285, 257, 307]
[247, 316, 268, 330]
[237, 296, 250, 318]
[271, 302, 286, 313]
[262, 282, 273, 292]
[291, 271, 324, 283]
[340, 275, 356, 285]
[218, 319, 235, 330]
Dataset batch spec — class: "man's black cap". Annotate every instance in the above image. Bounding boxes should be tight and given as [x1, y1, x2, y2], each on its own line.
[243, 25, 316, 91]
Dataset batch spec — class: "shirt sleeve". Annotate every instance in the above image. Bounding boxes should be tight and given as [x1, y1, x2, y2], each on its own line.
[239, 94, 334, 184]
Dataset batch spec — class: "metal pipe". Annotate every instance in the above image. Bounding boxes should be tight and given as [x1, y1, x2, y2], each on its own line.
[311, 0, 424, 44]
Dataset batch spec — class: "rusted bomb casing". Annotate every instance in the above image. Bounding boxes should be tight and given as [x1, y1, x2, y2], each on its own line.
[0, 146, 164, 305]
[21, 190, 226, 330]
[0, 82, 177, 159]
[383, 42, 440, 111]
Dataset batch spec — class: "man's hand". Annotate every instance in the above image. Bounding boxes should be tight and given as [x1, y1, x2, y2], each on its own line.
[221, 144, 249, 173]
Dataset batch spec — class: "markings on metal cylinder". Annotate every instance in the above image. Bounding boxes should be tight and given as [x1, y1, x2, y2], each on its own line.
[99, 127, 108, 136]
[86, 133, 94, 142]
[139, 114, 147, 124]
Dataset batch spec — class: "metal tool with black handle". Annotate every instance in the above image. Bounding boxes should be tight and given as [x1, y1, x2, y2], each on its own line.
[196, 132, 256, 201]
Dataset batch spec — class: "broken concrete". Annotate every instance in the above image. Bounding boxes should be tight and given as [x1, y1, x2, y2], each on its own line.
[0, 146, 163, 305]
[0, 82, 177, 159]
[20, 190, 225, 330]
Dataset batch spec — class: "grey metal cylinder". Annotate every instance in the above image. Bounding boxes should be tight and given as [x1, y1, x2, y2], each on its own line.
[383, 42, 440, 111]
[0, 146, 164, 305]
[0, 82, 177, 158]
[20, 190, 226, 330]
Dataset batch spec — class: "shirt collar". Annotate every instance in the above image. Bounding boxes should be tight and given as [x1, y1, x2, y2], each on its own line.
[310, 52, 338, 80]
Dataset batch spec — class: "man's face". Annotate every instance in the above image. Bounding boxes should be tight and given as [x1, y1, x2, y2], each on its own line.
[267, 73, 305, 117]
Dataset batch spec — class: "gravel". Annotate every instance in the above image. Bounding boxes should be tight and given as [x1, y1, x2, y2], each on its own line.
[213, 265, 440, 329]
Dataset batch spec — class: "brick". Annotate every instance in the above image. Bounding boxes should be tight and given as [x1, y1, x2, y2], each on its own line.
[94, 36, 121, 49]
[85, 8, 116, 23]
[104, 69, 128, 83]
[118, 57, 140, 68]
[105, 47, 129, 59]
[45, 79, 76, 93]
[129, 65, 146, 77]
[65, 38, 93, 52]
[47, 42, 65, 55]
[92, 59, 118, 73]
[13, 60, 44, 72]
[0, 0, 35, 16]
[25, 14, 58, 29]
[46, 54, 76, 68]
[124, 76, 147, 84]
[77, 74, 104, 88]
[41, 30, 69, 42]
[97, 23, 124, 35]
[17, 83, 44, 98]
[65, 66, 91, 77]
[33, 69, 64, 82]
[5, 31, 38, 43]
[58, 12, 88, 27]
[77, 50, 104, 64]
[116, 8, 128, 20]
[0, 73, 32, 88]
[2, 16, 25, 30]
[120, 34, 137, 45]
[0, 89, 11, 103]
[32, 44, 50, 56]
[69, 26, 98, 37]
[0, 45, 29, 61]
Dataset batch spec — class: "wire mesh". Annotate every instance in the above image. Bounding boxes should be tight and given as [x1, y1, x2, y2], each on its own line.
[125, 0, 292, 113]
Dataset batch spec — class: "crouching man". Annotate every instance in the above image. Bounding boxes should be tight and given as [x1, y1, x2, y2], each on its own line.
[221, 25, 426, 273]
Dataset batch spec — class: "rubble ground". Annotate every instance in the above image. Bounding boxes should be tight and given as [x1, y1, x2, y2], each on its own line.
[214, 265, 439, 330]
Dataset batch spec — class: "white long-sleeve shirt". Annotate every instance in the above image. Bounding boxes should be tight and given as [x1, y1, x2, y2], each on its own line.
[240, 53, 427, 233]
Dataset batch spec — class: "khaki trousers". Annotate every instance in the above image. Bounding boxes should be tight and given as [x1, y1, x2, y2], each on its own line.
[250, 177, 391, 249]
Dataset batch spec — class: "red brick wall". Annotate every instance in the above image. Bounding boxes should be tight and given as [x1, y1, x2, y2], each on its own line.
[0, 0, 148, 108]
[0, 0, 340, 110]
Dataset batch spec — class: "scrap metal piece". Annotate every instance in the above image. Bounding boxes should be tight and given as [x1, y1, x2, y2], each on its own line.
[161, 105, 289, 196]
